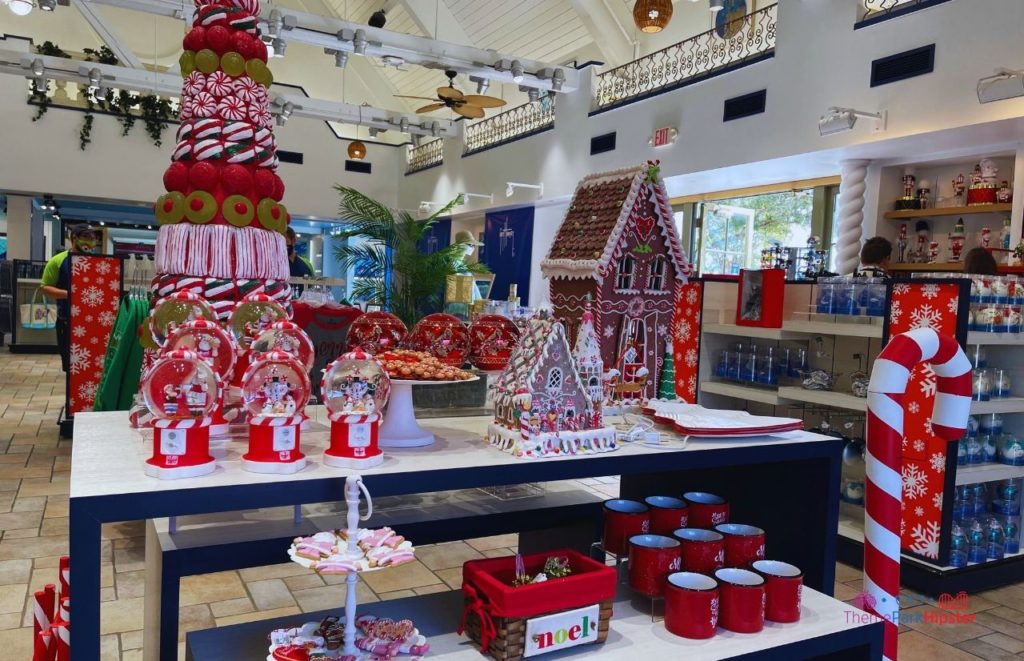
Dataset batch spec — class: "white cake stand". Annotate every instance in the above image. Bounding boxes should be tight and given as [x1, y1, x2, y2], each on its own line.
[379, 377, 479, 448]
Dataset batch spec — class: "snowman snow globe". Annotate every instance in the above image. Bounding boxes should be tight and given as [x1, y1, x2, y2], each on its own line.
[240, 351, 311, 474]
[321, 349, 392, 468]
[141, 349, 219, 479]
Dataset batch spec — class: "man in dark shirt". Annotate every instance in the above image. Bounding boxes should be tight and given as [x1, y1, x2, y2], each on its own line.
[41, 224, 99, 372]
[286, 227, 314, 278]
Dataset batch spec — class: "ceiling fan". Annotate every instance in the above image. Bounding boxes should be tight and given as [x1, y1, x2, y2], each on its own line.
[394, 69, 506, 119]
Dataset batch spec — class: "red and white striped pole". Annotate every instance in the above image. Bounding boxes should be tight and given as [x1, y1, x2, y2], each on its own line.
[865, 328, 971, 660]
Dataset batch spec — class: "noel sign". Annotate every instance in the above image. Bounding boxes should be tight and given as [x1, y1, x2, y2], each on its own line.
[524, 604, 600, 657]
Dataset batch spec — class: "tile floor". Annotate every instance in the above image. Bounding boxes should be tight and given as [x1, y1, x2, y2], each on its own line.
[0, 353, 1022, 660]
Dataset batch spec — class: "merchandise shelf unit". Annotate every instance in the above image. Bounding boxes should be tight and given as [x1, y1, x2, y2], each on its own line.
[696, 276, 1024, 596]
[882, 203, 1013, 219]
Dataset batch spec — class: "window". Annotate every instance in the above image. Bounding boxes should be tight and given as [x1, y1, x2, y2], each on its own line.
[616, 255, 635, 290]
[546, 367, 563, 393]
[648, 255, 665, 290]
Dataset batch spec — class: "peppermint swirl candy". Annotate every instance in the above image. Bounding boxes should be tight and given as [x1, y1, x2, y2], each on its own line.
[191, 92, 217, 119]
[183, 71, 206, 97]
[251, 84, 268, 105]
[172, 140, 193, 162]
[194, 138, 225, 161]
[218, 96, 248, 121]
[179, 98, 194, 120]
[222, 120, 254, 143]
[226, 0, 259, 16]
[205, 71, 233, 98]
[250, 105, 273, 129]
[177, 118, 223, 143]
[231, 77, 261, 105]
[196, 5, 228, 26]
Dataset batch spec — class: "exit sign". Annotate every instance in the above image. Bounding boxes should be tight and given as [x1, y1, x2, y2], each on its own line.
[524, 604, 600, 657]
[650, 126, 678, 148]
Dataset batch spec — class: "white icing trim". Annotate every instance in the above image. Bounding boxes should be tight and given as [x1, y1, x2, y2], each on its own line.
[487, 423, 619, 459]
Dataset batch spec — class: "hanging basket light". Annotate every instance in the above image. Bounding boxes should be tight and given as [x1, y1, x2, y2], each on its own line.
[633, 0, 673, 33]
[347, 140, 367, 160]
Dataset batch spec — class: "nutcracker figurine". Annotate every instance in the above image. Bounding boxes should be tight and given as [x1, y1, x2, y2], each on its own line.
[322, 350, 392, 469]
[953, 173, 966, 206]
[897, 224, 908, 263]
[928, 241, 940, 264]
[949, 218, 966, 262]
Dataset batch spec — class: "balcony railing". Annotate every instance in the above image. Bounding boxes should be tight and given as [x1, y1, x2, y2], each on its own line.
[463, 93, 556, 156]
[593, 3, 777, 112]
[857, 0, 954, 27]
[405, 138, 444, 174]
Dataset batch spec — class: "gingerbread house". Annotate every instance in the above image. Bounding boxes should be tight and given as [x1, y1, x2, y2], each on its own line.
[488, 314, 616, 458]
[541, 162, 689, 402]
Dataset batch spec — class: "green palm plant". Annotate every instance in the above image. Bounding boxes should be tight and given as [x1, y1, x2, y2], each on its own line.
[332, 186, 489, 327]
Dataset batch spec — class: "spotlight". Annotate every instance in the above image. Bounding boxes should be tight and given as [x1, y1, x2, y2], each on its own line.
[52, 211, 61, 221]
[471, 76, 490, 94]
[368, 126, 380, 138]
[272, 37, 287, 58]
[978, 70, 1024, 104]
[510, 60, 524, 83]
[709, 0, 724, 11]
[147, 225, 153, 230]
[8, 0, 33, 15]
[39, 0, 55, 11]
[277, 101, 294, 126]
[353, 29, 368, 55]
[551, 68, 565, 92]
[30, 58, 44, 78]
[505, 183, 515, 197]
[95, 85, 108, 101]
[399, 117, 409, 133]
[430, 121, 440, 138]
[266, 9, 283, 38]
[334, 50, 348, 68]
[526, 88, 539, 103]
[99, 221, 105, 226]
[87, 67, 101, 89]
[419, 201, 431, 212]
[368, 8, 386, 28]
[817, 107, 886, 136]
[505, 182, 543, 198]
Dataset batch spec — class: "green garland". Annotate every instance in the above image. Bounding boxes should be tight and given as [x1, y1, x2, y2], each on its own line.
[29, 41, 70, 121]
[138, 95, 173, 147]
[83, 46, 118, 65]
[112, 89, 137, 136]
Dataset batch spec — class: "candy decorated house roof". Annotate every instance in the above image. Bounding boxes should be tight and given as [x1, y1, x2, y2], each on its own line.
[495, 315, 583, 400]
[540, 164, 689, 283]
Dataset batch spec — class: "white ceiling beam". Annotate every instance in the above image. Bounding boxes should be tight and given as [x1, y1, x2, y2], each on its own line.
[73, 0, 145, 69]
[0, 48, 459, 137]
[570, 0, 634, 66]
[397, 0, 473, 45]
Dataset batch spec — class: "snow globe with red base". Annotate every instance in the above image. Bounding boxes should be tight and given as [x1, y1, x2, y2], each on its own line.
[251, 321, 315, 371]
[149, 291, 217, 348]
[321, 349, 392, 468]
[141, 349, 219, 479]
[240, 351, 311, 474]
[229, 294, 289, 387]
[166, 319, 237, 435]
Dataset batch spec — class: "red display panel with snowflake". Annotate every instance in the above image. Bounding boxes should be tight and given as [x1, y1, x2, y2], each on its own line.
[68, 255, 123, 415]
[886, 281, 967, 562]
[672, 281, 703, 403]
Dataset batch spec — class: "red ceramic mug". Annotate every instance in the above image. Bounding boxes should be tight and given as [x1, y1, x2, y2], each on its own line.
[673, 528, 725, 575]
[628, 534, 682, 597]
[665, 572, 720, 639]
[603, 499, 649, 556]
[645, 496, 689, 535]
[684, 492, 730, 528]
[752, 560, 803, 623]
[715, 523, 766, 568]
[715, 568, 766, 634]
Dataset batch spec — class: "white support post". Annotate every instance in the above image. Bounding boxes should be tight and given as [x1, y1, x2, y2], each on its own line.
[837, 160, 871, 276]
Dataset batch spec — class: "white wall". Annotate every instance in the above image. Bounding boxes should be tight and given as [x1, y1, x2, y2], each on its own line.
[399, 0, 1024, 216]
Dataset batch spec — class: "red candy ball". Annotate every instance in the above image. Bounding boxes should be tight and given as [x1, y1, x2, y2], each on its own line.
[163, 162, 189, 193]
[205, 25, 232, 55]
[254, 169, 277, 198]
[469, 314, 521, 371]
[221, 164, 253, 195]
[232, 32, 257, 60]
[188, 161, 219, 192]
[347, 312, 408, 355]
[182, 26, 207, 52]
[271, 174, 286, 202]
[406, 313, 471, 367]
[252, 38, 268, 62]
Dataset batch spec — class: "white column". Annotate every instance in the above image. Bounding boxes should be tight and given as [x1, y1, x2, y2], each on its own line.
[836, 160, 870, 275]
[5, 194, 33, 260]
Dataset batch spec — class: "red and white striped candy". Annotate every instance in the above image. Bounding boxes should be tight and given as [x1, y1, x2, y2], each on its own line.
[250, 414, 306, 427]
[231, 77, 261, 104]
[218, 96, 248, 121]
[257, 150, 278, 171]
[191, 92, 217, 118]
[327, 412, 380, 424]
[179, 99, 194, 120]
[55, 623, 69, 661]
[183, 71, 206, 97]
[253, 106, 273, 129]
[205, 71, 233, 98]
[222, 120, 254, 143]
[192, 118, 223, 140]
[253, 127, 272, 147]
[865, 327, 970, 661]
[227, 0, 259, 15]
[153, 416, 214, 429]
[194, 138, 224, 161]
[172, 140, 193, 161]
[227, 144, 258, 164]
[196, 5, 227, 26]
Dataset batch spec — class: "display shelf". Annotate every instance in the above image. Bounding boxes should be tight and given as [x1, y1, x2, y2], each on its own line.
[701, 380, 789, 406]
[777, 387, 867, 412]
[969, 397, 1024, 414]
[882, 203, 1013, 219]
[702, 323, 804, 340]
[702, 320, 882, 340]
[966, 331, 1024, 346]
[955, 462, 1024, 485]
[19, 277, 42, 284]
[186, 584, 883, 661]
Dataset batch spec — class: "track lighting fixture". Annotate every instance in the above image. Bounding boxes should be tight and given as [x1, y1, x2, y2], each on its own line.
[368, 127, 381, 138]
[471, 76, 490, 94]
[87, 67, 101, 89]
[353, 29, 368, 55]
[510, 60, 524, 83]
[334, 50, 348, 68]
[399, 117, 409, 133]
[7, 0, 33, 15]
[267, 9, 283, 38]
[95, 85, 108, 101]
[505, 182, 543, 198]
[277, 101, 294, 126]
[817, 107, 886, 136]
[39, 0, 56, 11]
[430, 121, 440, 138]
[709, 0, 724, 11]
[525, 87, 539, 103]
[272, 37, 287, 58]
[459, 192, 492, 202]
[30, 58, 44, 78]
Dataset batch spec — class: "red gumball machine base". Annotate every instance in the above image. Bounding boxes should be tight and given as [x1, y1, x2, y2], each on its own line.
[145, 423, 216, 480]
[242, 416, 307, 474]
[324, 413, 383, 469]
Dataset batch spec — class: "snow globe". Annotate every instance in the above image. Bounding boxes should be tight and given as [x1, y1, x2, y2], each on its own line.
[322, 349, 392, 468]
[165, 319, 238, 435]
[346, 311, 408, 355]
[141, 349, 219, 479]
[469, 314, 521, 371]
[149, 291, 217, 347]
[251, 320, 315, 371]
[240, 351, 311, 474]
[228, 293, 289, 389]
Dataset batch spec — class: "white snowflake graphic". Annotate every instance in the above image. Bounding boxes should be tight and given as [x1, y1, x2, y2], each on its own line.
[902, 438, 908, 450]
[918, 371, 937, 399]
[924, 418, 934, 435]
[907, 401, 920, 414]
[685, 288, 698, 305]
[69, 345, 92, 375]
[931, 492, 943, 510]
[70, 304, 81, 318]
[921, 284, 940, 299]
[94, 260, 112, 275]
[84, 315, 94, 323]
[928, 452, 945, 473]
[72, 326, 87, 338]
[902, 464, 928, 500]
[657, 323, 668, 337]
[909, 304, 942, 331]
[687, 375, 697, 394]
[890, 300, 903, 324]
[80, 276, 90, 284]
[99, 310, 116, 327]
[908, 521, 941, 559]
[912, 439, 925, 452]
[914, 506, 924, 517]
[676, 321, 692, 342]
[603, 324, 615, 338]
[76, 381, 98, 403]
[81, 286, 105, 308]
[946, 296, 959, 314]
[684, 349, 698, 367]
[94, 354, 106, 369]
[109, 278, 120, 292]
[89, 337, 99, 345]
[893, 283, 911, 295]
[72, 259, 91, 275]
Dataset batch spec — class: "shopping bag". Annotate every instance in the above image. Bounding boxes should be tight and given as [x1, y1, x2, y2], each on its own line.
[20, 288, 57, 330]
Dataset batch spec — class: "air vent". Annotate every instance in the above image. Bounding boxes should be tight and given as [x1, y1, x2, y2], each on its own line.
[871, 44, 935, 87]
[345, 160, 372, 174]
[277, 150, 304, 165]
[590, 132, 616, 155]
[723, 90, 767, 122]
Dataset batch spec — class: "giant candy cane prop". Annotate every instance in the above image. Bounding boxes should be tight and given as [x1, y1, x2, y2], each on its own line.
[865, 328, 971, 660]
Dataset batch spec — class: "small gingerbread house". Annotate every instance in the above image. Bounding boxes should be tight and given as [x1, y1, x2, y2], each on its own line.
[489, 314, 616, 458]
[541, 162, 689, 401]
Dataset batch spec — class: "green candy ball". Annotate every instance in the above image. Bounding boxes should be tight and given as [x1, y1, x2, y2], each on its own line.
[221, 52, 245, 78]
[195, 49, 220, 74]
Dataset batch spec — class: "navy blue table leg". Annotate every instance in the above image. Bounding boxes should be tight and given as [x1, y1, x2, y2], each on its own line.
[160, 552, 181, 661]
[69, 498, 102, 661]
